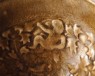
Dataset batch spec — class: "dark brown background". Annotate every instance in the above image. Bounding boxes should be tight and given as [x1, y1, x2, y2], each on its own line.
[0, 0, 95, 33]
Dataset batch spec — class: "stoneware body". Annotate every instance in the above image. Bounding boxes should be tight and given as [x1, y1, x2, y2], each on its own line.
[0, 0, 95, 76]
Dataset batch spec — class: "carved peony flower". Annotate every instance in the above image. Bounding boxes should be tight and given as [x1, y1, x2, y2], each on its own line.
[31, 19, 66, 50]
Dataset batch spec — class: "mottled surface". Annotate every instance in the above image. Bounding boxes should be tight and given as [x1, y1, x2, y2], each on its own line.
[0, 0, 95, 76]
[0, 0, 95, 32]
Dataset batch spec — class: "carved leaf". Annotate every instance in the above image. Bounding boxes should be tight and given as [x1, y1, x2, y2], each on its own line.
[86, 48, 94, 59]
[33, 28, 43, 36]
[86, 32, 94, 46]
[68, 64, 77, 74]
[67, 37, 77, 53]
[0, 38, 9, 50]
[14, 26, 23, 34]
[87, 51, 92, 59]
[73, 24, 83, 37]
[68, 57, 88, 76]
[8, 50, 17, 59]
[24, 22, 34, 32]
[86, 61, 95, 75]
[79, 33, 88, 44]
[20, 46, 29, 54]
[2, 30, 10, 38]
[65, 25, 74, 37]
[76, 59, 87, 75]
[92, 61, 95, 70]
[20, 33, 30, 44]
[79, 57, 87, 70]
